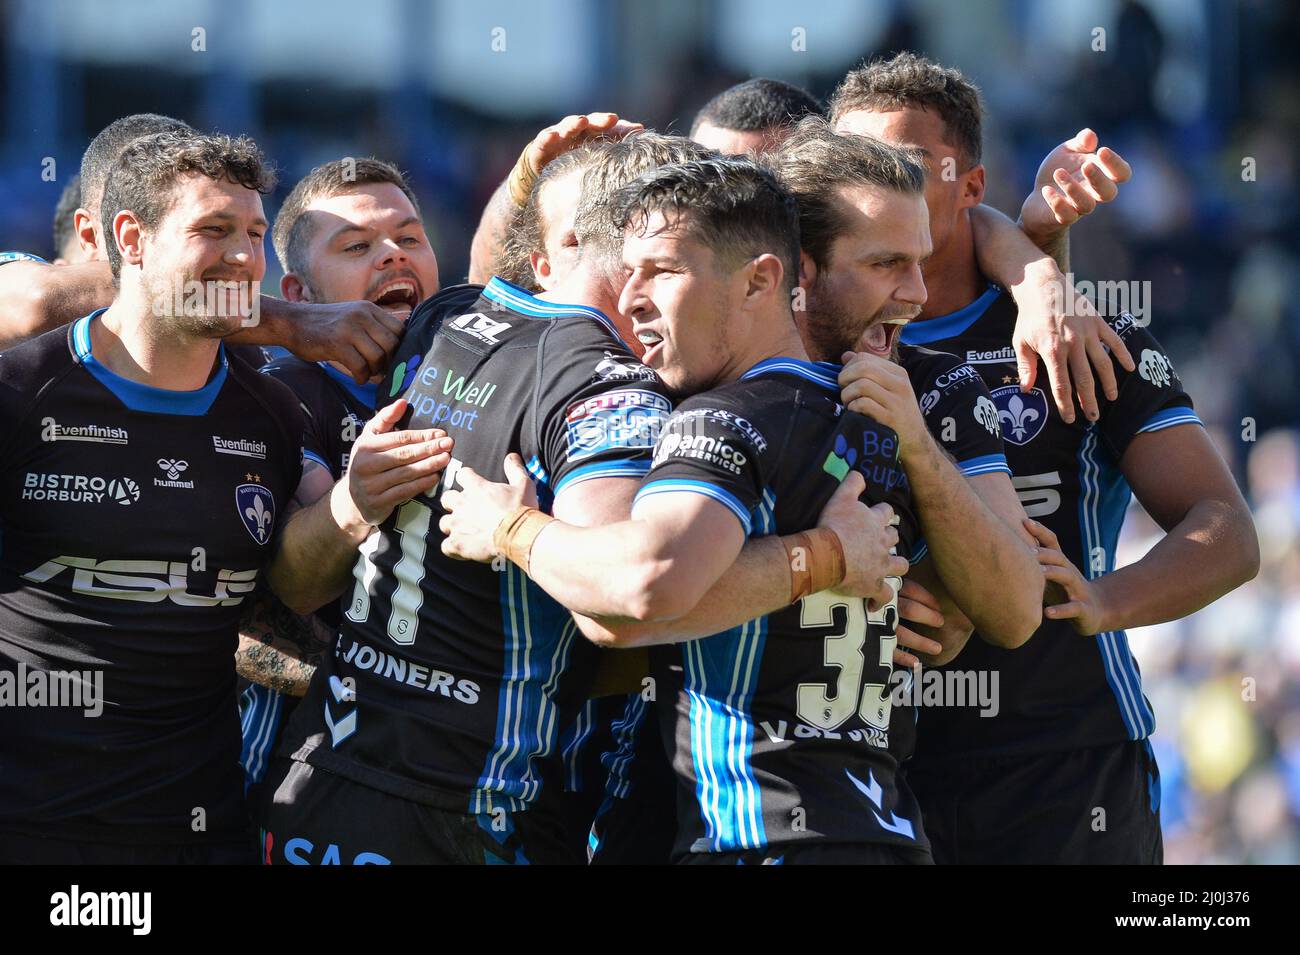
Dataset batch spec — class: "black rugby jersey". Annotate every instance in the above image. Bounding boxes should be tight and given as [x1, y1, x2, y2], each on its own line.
[0, 311, 303, 843]
[278, 277, 673, 814]
[239, 357, 377, 788]
[899, 284, 1200, 760]
[638, 358, 924, 856]
[899, 343, 1009, 481]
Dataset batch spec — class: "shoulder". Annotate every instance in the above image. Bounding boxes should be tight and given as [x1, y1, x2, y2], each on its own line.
[664, 383, 781, 456]
[225, 348, 305, 438]
[0, 319, 77, 397]
[407, 283, 489, 338]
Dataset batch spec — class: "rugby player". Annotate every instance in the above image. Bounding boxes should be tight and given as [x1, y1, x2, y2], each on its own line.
[830, 52, 1260, 863]
[257, 147, 901, 865]
[237, 157, 440, 806]
[689, 77, 824, 155]
[0, 114, 406, 383]
[0, 132, 306, 863]
[441, 156, 946, 864]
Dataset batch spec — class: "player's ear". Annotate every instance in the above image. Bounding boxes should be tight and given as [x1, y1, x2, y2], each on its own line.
[73, 207, 99, 260]
[798, 249, 818, 290]
[281, 272, 310, 302]
[530, 250, 553, 291]
[112, 210, 144, 270]
[745, 252, 784, 303]
[960, 162, 986, 210]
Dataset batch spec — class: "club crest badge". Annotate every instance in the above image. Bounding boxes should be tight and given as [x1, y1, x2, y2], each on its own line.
[236, 483, 276, 545]
[990, 385, 1049, 446]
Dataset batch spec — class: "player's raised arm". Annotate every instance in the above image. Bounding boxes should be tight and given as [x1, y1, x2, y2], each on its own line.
[468, 112, 643, 283]
[268, 398, 453, 615]
[839, 349, 1043, 647]
[969, 204, 1135, 422]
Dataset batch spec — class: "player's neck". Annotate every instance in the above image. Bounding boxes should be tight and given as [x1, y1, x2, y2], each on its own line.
[916, 213, 985, 321]
[96, 291, 223, 392]
[723, 312, 809, 383]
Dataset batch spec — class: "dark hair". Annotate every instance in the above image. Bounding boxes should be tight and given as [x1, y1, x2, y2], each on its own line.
[828, 52, 984, 167]
[691, 77, 823, 137]
[609, 157, 800, 294]
[271, 157, 421, 276]
[52, 174, 82, 258]
[79, 113, 194, 215]
[769, 116, 927, 270]
[101, 131, 275, 278]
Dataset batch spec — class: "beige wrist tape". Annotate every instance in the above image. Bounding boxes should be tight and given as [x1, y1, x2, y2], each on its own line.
[782, 527, 848, 604]
[493, 505, 555, 573]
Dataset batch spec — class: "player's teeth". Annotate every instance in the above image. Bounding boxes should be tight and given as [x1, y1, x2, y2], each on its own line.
[637, 332, 662, 344]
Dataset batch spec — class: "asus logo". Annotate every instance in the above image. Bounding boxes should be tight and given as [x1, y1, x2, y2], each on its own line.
[22, 557, 259, 606]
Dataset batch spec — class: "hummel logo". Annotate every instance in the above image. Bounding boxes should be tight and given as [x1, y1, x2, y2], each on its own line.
[157, 458, 188, 481]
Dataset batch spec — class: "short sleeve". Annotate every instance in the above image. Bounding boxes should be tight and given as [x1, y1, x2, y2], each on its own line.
[1098, 313, 1200, 460]
[634, 398, 772, 537]
[908, 349, 1009, 477]
[534, 321, 673, 497]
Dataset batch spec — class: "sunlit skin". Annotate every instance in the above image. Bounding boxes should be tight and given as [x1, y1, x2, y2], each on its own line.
[618, 211, 796, 397]
[834, 106, 985, 319]
[280, 182, 438, 382]
[798, 182, 931, 361]
[528, 168, 583, 292]
[691, 121, 786, 157]
[97, 172, 268, 389]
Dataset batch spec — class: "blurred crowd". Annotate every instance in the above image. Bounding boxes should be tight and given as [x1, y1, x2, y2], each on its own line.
[1, 0, 1295, 863]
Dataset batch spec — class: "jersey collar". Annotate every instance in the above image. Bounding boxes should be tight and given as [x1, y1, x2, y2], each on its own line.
[72, 309, 228, 416]
[318, 361, 378, 412]
[740, 357, 841, 392]
[900, 283, 1002, 345]
[482, 275, 622, 341]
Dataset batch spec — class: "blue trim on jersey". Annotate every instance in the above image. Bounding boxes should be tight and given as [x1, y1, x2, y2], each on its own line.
[475, 562, 578, 813]
[483, 276, 622, 342]
[910, 539, 929, 565]
[72, 311, 228, 416]
[602, 693, 648, 800]
[740, 357, 841, 392]
[239, 682, 285, 789]
[633, 479, 753, 535]
[318, 361, 378, 412]
[957, 452, 1011, 477]
[525, 454, 554, 514]
[553, 458, 652, 495]
[683, 489, 775, 852]
[0, 251, 47, 265]
[899, 284, 1002, 345]
[302, 449, 330, 471]
[560, 699, 596, 792]
[1137, 407, 1202, 434]
[1077, 427, 1155, 739]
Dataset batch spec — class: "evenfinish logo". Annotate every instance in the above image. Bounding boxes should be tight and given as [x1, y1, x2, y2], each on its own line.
[49, 885, 151, 936]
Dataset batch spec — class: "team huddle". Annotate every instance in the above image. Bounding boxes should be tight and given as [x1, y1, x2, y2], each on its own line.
[0, 53, 1259, 865]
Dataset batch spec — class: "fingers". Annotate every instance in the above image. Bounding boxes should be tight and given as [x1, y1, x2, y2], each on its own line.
[1021, 517, 1062, 550]
[333, 345, 372, 384]
[899, 577, 941, 611]
[893, 647, 921, 669]
[1043, 599, 1085, 620]
[1099, 319, 1135, 371]
[867, 500, 895, 525]
[1065, 127, 1098, 152]
[364, 427, 452, 454]
[1040, 183, 1080, 228]
[895, 625, 943, 656]
[1040, 339, 1075, 423]
[1052, 167, 1098, 217]
[1096, 145, 1132, 184]
[1068, 342, 1099, 422]
[885, 555, 910, 579]
[1085, 335, 1118, 402]
[1013, 335, 1039, 392]
[362, 451, 451, 494]
[366, 398, 408, 434]
[830, 469, 866, 502]
[502, 453, 531, 487]
[898, 594, 944, 629]
[1081, 158, 1119, 203]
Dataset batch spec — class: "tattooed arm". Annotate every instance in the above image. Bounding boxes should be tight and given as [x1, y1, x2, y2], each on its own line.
[236, 593, 335, 697]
